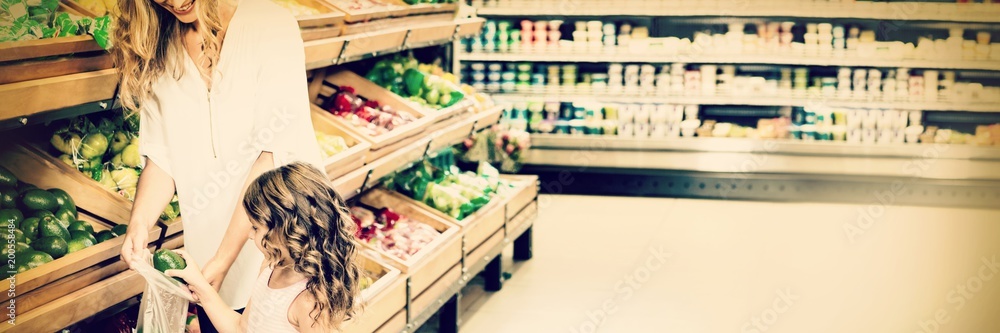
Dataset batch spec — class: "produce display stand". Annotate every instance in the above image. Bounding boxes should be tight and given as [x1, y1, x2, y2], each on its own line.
[0, 235, 184, 333]
[342, 253, 407, 333]
[356, 189, 463, 306]
[311, 107, 373, 179]
[325, 0, 412, 23]
[341, 13, 454, 36]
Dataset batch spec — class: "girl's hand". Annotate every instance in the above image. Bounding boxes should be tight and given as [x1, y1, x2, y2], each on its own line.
[165, 250, 213, 302]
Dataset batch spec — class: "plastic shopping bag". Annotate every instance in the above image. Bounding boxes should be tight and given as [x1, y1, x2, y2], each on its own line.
[132, 252, 196, 333]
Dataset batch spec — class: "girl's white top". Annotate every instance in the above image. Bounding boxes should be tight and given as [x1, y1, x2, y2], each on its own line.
[139, 0, 324, 308]
[245, 266, 309, 333]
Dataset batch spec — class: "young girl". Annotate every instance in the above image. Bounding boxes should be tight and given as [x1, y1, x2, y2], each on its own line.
[167, 162, 363, 332]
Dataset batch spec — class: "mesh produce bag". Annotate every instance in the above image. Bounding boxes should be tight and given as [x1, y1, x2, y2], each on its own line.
[132, 253, 195, 333]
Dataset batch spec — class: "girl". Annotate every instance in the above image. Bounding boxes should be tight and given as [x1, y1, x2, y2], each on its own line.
[167, 162, 363, 332]
[115, 0, 325, 330]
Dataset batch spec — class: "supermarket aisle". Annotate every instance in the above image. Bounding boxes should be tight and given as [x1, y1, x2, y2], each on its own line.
[458, 195, 1000, 333]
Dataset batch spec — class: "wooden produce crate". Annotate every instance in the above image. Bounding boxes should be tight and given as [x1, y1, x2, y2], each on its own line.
[465, 228, 504, 277]
[406, 2, 458, 16]
[378, 186, 505, 258]
[506, 200, 537, 240]
[408, 263, 460, 321]
[10, 139, 184, 239]
[500, 174, 539, 223]
[373, 309, 407, 333]
[341, 12, 453, 36]
[0, 2, 112, 85]
[304, 37, 346, 69]
[356, 189, 462, 301]
[455, 17, 487, 39]
[314, 70, 435, 160]
[273, 0, 347, 41]
[342, 253, 406, 333]
[311, 108, 371, 179]
[341, 28, 408, 59]
[2, 236, 184, 333]
[0, 69, 117, 123]
[322, 0, 411, 23]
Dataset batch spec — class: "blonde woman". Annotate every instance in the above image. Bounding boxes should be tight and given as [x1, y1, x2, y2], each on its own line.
[113, 0, 324, 331]
[167, 162, 362, 332]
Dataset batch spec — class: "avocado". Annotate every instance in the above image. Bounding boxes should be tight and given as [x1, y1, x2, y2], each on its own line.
[21, 189, 58, 212]
[47, 188, 76, 217]
[32, 237, 68, 259]
[69, 231, 97, 244]
[15, 182, 37, 195]
[0, 167, 15, 188]
[94, 230, 115, 243]
[10, 229, 26, 244]
[0, 187, 16, 209]
[111, 224, 128, 237]
[39, 216, 70, 240]
[55, 207, 77, 227]
[21, 250, 54, 269]
[13, 242, 30, 255]
[19, 217, 40, 240]
[0, 209, 23, 229]
[153, 249, 187, 276]
[68, 220, 94, 234]
[67, 235, 95, 253]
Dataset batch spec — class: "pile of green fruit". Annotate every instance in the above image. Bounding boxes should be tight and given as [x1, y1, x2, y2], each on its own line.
[48, 112, 180, 221]
[0, 166, 130, 278]
[365, 56, 465, 110]
[385, 149, 512, 220]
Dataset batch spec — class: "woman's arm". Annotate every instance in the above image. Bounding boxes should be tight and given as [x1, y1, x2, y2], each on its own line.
[166, 250, 244, 333]
[201, 152, 274, 291]
[120, 158, 175, 268]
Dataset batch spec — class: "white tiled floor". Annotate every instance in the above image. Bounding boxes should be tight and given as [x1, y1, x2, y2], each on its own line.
[454, 195, 1000, 333]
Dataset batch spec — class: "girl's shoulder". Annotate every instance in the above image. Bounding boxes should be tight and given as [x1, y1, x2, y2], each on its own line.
[288, 288, 323, 331]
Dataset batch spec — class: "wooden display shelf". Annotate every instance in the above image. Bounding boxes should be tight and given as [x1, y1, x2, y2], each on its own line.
[315, 70, 435, 159]
[323, 0, 411, 22]
[454, 17, 486, 39]
[3, 235, 184, 333]
[342, 253, 406, 333]
[285, 0, 347, 41]
[0, 69, 117, 125]
[500, 175, 539, 222]
[0, 52, 112, 85]
[374, 309, 407, 333]
[311, 108, 372, 179]
[506, 200, 537, 240]
[356, 189, 463, 300]
[341, 13, 453, 36]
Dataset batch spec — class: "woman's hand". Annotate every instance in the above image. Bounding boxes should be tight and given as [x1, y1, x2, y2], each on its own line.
[165, 250, 213, 303]
[120, 222, 149, 269]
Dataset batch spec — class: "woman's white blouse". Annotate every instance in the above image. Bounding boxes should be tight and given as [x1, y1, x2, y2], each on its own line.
[139, 0, 325, 308]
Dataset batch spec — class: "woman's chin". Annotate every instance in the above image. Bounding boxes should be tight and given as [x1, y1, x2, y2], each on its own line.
[176, 13, 198, 24]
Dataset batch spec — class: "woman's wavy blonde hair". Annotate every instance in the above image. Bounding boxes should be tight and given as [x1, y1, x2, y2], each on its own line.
[112, 0, 224, 111]
[243, 162, 363, 330]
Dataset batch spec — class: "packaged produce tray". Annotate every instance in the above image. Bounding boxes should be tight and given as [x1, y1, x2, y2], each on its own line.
[313, 69, 435, 159]
[1, 236, 184, 333]
[342, 253, 406, 333]
[355, 188, 462, 300]
[310, 108, 371, 179]
[322, 0, 411, 23]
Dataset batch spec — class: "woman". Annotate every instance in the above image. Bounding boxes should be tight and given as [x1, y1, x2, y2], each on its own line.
[113, 0, 325, 331]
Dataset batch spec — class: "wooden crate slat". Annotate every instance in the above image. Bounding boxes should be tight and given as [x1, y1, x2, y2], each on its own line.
[0, 69, 117, 122]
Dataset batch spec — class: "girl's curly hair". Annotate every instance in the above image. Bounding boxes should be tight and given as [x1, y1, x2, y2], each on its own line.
[243, 162, 362, 329]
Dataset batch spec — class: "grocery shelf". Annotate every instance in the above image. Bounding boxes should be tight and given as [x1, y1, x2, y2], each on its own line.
[475, 1, 1000, 23]
[531, 134, 1000, 161]
[458, 51, 1000, 72]
[0, 18, 485, 129]
[491, 92, 1000, 113]
[523, 144, 1000, 181]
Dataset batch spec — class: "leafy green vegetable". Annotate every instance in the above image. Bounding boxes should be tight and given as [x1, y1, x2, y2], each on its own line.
[0, 0, 112, 49]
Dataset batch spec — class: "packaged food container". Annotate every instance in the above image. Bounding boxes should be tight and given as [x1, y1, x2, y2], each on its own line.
[501, 71, 517, 81]
[487, 63, 503, 72]
[487, 71, 501, 82]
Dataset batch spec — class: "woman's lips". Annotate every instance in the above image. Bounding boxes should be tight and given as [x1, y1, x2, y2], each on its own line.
[173, 0, 195, 15]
